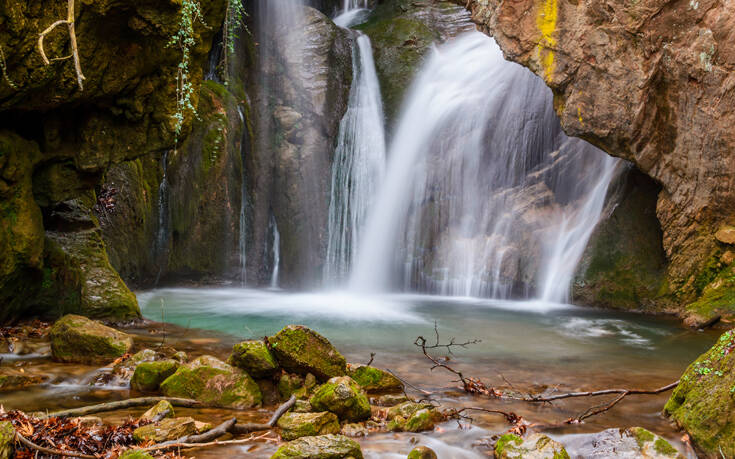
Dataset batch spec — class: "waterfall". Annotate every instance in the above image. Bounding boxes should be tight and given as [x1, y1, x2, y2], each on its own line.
[270, 215, 281, 288]
[154, 150, 170, 286]
[334, 0, 369, 27]
[350, 32, 620, 302]
[237, 106, 248, 286]
[324, 34, 386, 284]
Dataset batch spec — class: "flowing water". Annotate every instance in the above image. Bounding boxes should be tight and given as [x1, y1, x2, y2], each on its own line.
[154, 150, 170, 286]
[269, 214, 281, 288]
[349, 33, 620, 303]
[324, 33, 386, 284]
[238, 106, 249, 285]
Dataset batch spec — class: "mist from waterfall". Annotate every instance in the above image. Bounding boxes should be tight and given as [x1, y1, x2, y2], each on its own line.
[324, 34, 386, 284]
[349, 32, 620, 303]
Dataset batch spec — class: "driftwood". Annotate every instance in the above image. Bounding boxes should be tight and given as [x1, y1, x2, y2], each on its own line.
[38, 0, 85, 90]
[230, 394, 297, 434]
[42, 397, 201, 418]
[415, 325, 680, 425]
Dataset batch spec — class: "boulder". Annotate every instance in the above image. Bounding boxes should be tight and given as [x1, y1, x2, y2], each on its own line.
[341, 423, 368, 437]
[407, 446, 438, 459]
[113, 349, 157, 379]
[229, 340, 279, 377]
[372, 394, 408, 406]
[386, 402, 442, 433]
[310, 376, 370, 422]
[131, 360, 179, 392]
[269, 326, 346, 380]
[49, 314, 133, 364]
[495, 433, 570, 459]
[347, 364, 402, 392]
[561, 427, 681, 458]
[279, 373, 305, 399]
[665, 330, 735, 457]
[132, 417, 198, 443]
[294, 400, 314, 413]
[140, 400, 175, 422]
[160, 355, 262, 408]
[277, 412, 341, 440]
[0, 422, 13, 459]
[0, 367, 45, 391]
[270, 434, 364, 459]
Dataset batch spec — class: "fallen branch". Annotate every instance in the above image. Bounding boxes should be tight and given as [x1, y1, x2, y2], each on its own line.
[525, 381, 680, 404]
[451, 407, 528, 436]
[38, 0, 86, 90]
[15, 431, 96, 459]
[137, 431, 275, 453]
[230, 394, 296, 434]
[42, 397, 201, 418]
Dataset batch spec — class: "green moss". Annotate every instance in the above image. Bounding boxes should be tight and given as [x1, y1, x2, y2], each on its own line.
[160, 355, 262, 408]
[664, 330, 735, 456]
[276, 412, 341, 440]
[118, 451, 155, 459]
[404, 408, 440, 432]
[269, 326, 347, 380]
[49, 314, 133, 364]
[131, 360, 180, 392]
[630, 427, 655, 449]
[0, 422, 14, 459]
[228, 340, 279, 378]
[654, 437, 678, 455]
[309, 376, 370, 422]
[270, 434, 364, 459]
[278, 373, 306, 399]
[686, 264, 735, 320]
[407, 446, 437, 459]
[494, 434, 523, 456]
[348, 364, 402, 392]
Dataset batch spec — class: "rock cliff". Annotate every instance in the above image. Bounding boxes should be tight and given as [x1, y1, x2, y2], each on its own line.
[457, 0, 735, 321]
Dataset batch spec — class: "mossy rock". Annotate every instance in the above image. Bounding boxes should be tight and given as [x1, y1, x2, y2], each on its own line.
[495, 433, 569, 459]
[113, 349, 157, 378]
[160, 355, 262, 408]
[49, 314, 133, 364]
[0, 367, 45, 391]
[132, 417, 197, 443]
[341, 422, 368, 437]
[387, 403, 442, 433]
[664, 330, 735, 457]
[310, 376, 371, 422]
[229, 340, 279, 378]
[270, 434, 364, 459]
[0, 421, 14, 459]
[277, 411, 341, 440]
[347, 364, 402, 392]
[140, 400, 174, 421]
[118, 451, 155, 459]
[564, 428, 681, 458]
[269, 326, 347, 380]
[279, 373, 306, 399]
[407, 446, 437, 459]
[131, 360, 179, 392]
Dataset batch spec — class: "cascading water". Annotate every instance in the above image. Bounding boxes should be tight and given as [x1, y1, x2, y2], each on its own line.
[154, 150, 170, 286]
[237, 106, 248, 286]
[269, 215, 281, 288]
[350, 32, 620, 303]
[324, 33, 386, 284]
[333, 0, 370, 27]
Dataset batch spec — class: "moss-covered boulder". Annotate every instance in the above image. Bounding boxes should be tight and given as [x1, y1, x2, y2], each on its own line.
[49, 314, 133, 364]
[386, 402, 443, 433]
[562, 428, 680, 458]
[277, 412, 341, 440]
[495, 433, 569, 459]
[113, 349, 157, 379]
[407, 446, 437, 459]
[341, 422, 368, 437]
[0, 421, 14, 459]
[131, 360, 179, 392]
[279, 373, 306, 399]
[118, 451, 155, 459]
[664, 330, 735, 457]
[347, 364, 402, 392]
[270, 434, 364, 459]
[269, 326, 347, 380]
[132, 417, 197, 443]
[160, 355, 262, 408]
[229, 340, 279, 378]
[294, 400, 314, 413]
[140, 400, 174, 422]
[310, 376, 370, 422]
[0, 367, 45, 391]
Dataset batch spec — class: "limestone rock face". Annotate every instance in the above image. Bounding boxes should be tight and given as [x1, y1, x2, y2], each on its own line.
[665, 330, 735, 457]
[247, 6, 353, 287]
[270, 434, 364, 459]
[0, 0, 226, 319]
[456, 0, 735, 318]
[49, 314, 133, 364]
[160, 355, 262, 409]
[269, 326, 347, 380]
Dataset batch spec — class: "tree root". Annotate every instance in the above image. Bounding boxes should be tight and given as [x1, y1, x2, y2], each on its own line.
[38, 0, 86, 90]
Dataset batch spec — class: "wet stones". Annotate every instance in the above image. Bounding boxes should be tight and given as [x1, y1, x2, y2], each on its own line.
[270, 434, 364, 459]
[347, 364, 403, 392]
[277, 412, 341, 440]
[407, 446, 438, 459]
[269, 325, 347, 380]
[49, 314, 133, 364]
[495, 433, 569, 459]
[131, 360, 179, 392]
[228, 340, 279, 378]
[310, 376, 371, 422]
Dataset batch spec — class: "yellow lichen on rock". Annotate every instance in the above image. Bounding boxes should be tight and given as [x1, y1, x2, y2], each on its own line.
[536, 0, 558, 82]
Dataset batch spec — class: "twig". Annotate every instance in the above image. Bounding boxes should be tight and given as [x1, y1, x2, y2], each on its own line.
[137, 431, 274, 453]
[230, 394, 296, 434]
[366, 352, 375, 366]
[37, 0, 86, 90]
[15, 431, 96, 459]
[41, 397, 201, 418]
[526, 381, 679, 403]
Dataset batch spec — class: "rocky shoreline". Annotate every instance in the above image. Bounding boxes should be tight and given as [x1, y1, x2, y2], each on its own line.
[1, 315, 732, 458]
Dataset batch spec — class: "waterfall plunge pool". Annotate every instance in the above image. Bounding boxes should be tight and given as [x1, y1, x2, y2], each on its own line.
[136, 287, 714, 457]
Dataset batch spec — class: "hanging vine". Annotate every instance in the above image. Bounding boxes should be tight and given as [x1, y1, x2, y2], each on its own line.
[169, 0, 206, 140]
[222, 0, 248, 83]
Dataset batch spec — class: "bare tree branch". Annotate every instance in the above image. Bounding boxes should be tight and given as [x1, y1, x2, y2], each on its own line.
[38, 0, 85, 90]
